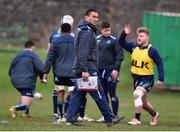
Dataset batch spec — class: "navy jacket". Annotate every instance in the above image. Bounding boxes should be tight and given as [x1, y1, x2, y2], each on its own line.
[119, 31, 164, 81]
[49, 29, 74, 44]
[97, 34, 124, 71]
[44, 34, 75, 77]
[73, 20, 99, 74]
[9, 50, 44, 89]
[49, 29, 61, 44]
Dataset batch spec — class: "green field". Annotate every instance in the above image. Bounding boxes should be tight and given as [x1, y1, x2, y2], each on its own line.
[0, 47, 180, 131]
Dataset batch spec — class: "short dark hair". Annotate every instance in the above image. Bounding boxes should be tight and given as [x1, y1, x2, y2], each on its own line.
[24, 40, 34, 48]
[101, 22, 111, 29]
[84, 8, 98, 16]
[61, 23, 71, 33]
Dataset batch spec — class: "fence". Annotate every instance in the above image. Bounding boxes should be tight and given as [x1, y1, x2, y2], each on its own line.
[0, 26, 29, 45]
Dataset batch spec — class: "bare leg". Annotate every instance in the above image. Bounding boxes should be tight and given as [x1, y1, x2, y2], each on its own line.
[142, 94, 154, 113]
[21, 96, 33, 106]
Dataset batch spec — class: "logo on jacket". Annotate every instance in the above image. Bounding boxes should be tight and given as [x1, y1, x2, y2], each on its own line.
[106, 40, 111, 44]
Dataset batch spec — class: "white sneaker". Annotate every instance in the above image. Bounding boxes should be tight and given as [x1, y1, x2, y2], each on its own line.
[66, 122, 83, 126]
[66, 122, 72, 126]
[78, 115, 94, 122]
[128, 118, 141, 125]
[52, 120, 60, 125]
[96, 116, 105, 123]
[57, 117, 66, 122]
[150, 112, 159, 125]
[52, 114, 60, 120]
[52, 114, 61, 125]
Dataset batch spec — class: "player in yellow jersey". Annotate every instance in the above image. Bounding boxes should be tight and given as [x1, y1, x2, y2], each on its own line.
[119, 24, 164, 126]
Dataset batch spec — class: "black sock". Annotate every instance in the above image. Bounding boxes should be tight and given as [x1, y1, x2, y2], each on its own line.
[15, 103, 27, 111]
[64, 95, 71, 115]
[149, 110, 157, 117]
[58, 104, 63, 118]
[135, 113, 141, 121]
[25, 107, 29, 114]
[53, 90, 58, 114]
[57, 99, 64, 118]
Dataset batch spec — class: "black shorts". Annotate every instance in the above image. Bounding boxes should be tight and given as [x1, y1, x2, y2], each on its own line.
[16, 88, 35, 97]
[132, 74, 154, 92]
[54, 76, 75, 86]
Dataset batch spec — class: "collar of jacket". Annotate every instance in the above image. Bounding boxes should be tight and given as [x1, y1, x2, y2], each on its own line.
[78, 20, 97, 34]
[88, 23, 97, 34]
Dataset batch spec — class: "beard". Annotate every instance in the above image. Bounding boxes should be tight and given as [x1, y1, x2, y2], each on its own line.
[137, 41, 144, 45]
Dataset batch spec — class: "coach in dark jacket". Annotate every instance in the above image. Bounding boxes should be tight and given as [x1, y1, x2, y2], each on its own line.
[73, 20, 99, 74]
[9, 40, 44, 118]
[66, 9, 122, 127]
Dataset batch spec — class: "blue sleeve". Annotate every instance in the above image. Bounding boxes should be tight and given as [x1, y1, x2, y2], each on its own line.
[9, 57, 16, 76]
[148, 47, 164, 81]
[49, 31, 57, 43]
[8, 52, 22, 76]
[118, 31, 136, 53]
[113, 39, 124, 71]
[78, 30, 94, 72]
[34, 55, 44, 79]
[43, 42, 57, 73]
[49, 33, 54, 44]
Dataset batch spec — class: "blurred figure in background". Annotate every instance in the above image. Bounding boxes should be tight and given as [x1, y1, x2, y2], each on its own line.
[9, 40, 44, 118]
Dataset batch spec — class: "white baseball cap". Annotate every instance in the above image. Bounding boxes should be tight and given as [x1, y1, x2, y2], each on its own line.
[61, 15, 74, 26]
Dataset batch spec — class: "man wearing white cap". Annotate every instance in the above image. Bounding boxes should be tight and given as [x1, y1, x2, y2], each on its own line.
[47, 15, 74, 51]
[46, 15, 93, 124]
[45, 15, 74, 125]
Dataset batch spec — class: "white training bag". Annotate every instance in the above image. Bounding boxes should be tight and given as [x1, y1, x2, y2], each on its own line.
[76, 76, 98, 91]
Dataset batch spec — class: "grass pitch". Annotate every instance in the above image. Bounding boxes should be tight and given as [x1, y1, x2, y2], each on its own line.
[0, 47, 180, 131]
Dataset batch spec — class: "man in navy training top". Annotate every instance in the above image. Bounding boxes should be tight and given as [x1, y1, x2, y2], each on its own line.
[9, 40, 44, 118]
[96, 22, 124, 123]
[46, 15, 93, 124]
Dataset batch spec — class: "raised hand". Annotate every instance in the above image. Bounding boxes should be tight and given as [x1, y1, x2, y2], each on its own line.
[124, 24, 132, 34]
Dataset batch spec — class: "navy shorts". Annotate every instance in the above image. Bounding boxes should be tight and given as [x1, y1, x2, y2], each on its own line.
[132, 74, 154, 92]
[98, 69, 119, 83]
[16, 88, 35, 97]
[54, 76, 75, 86]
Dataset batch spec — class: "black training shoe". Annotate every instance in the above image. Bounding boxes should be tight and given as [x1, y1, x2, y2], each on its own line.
[119, 116, 125, 122]
[106, 116, 124, 127]
[113, 116, 125, 123]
